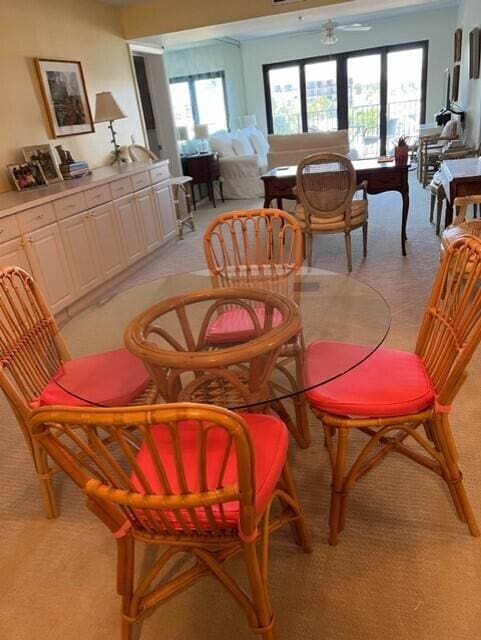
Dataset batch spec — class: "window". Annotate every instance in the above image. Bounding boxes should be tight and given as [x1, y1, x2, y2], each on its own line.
[169, 71, 229, 138]
[264, 42, 427, 157]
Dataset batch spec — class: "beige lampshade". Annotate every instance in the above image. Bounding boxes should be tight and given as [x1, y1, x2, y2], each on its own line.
[194, 123, 209, 139]
[94, 92, 126, 123]
[176, 126, 189, 141]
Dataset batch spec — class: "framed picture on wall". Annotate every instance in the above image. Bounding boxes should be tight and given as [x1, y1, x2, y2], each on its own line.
[8, 162, 48, 191]
[469, 28, 480, 79]
[35, 59, 94, 138]
[21, 144, 63, 183]
[454, 28, 462, 63]
[452, 64, 460, 101]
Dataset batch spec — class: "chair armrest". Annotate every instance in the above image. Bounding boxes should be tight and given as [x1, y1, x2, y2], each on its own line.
[355, 180, 368, 198]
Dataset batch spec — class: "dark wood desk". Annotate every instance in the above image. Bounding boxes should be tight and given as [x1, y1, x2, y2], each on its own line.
[440, 157, 481, 227]
[181, 153, 224, 209]
[261, 159, 410, 255]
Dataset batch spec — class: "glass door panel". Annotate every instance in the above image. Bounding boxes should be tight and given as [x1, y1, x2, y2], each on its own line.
[305, 60, 338, 132]
[194, 76, 228, 133]
[386, 48, 424, 153]
[347, 54, 381, 158]
[269, 66, 302, 134]
[170, 81, 195, 139]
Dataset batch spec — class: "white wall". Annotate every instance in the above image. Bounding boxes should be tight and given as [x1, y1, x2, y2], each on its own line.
[457, 0, 481, 146]
[241, 7, 458, 134]
[165, 42, 248, 129]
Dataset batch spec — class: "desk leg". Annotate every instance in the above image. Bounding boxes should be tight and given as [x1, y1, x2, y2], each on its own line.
[263, 196, 273, 208]
[401, 187, 409, 256]
[276, 197, 283, 209]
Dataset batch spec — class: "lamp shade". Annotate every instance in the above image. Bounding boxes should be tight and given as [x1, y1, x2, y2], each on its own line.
[94, 92, 126, 123]
[176, 126, 189, 141]
[243, 114, 257, 127]
[194, 124, 209, 139]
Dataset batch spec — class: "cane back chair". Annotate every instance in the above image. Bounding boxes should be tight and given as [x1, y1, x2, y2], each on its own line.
[441, 195, 481, 263]
[124, 287, 301, 413]
[0, 266, 155, 518]
[295, 153, 368, 272]
[30, 402, 311, 639]
[304, 236, 481, 544]
[203, 209, 310, 448]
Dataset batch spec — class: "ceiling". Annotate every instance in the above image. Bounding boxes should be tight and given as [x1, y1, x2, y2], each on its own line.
[130, 0, 459, 48]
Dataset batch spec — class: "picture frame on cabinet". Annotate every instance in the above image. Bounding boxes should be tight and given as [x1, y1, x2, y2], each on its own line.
[8, 162, 48, 191]
[454, 28, 462, 63]
[35, 58, 94, 138]
[469, 28, 480, 79]
[22, 144, 63, 183]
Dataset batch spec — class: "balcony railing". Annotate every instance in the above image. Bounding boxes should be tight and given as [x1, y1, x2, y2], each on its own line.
[272, 98, 421, 158]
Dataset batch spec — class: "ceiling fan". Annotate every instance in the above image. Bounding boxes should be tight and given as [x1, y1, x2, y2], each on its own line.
[294, 17, 372, 44]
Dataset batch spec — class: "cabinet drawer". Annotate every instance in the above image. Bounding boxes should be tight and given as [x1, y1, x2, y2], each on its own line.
[150, 164, 170, 184]
[131, 171, 150, 191]
[110, 177, 132, 199]
[18, 203, 56, 233]
[54, 192, 87, 220]
[0, 214, 21, 243]
[85, 184, 110, 209]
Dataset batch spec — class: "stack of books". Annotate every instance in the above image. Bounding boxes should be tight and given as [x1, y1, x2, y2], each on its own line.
[60, 161, 91, 179]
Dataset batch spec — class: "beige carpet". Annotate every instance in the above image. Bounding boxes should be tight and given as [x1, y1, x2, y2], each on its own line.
[1, 175, 481, 640]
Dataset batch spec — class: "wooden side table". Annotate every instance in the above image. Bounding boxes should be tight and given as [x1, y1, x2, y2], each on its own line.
[181, 153, 224, 209]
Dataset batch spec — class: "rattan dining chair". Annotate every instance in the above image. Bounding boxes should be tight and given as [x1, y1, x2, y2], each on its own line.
[0, 266, 155, 519]
[30, 402, 311, 639]
[295, 152, 368, 272]
[304, 236, 481, 544]
[124, 287, 301, 413]
[203, 209, 310, 448]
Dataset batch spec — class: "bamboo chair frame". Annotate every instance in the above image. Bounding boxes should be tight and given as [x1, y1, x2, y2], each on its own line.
[124, 287, 301, 415]
[308, 237, 481, 544]
[0, 266, 156, 519]
[203, 209, 310, 448]
[295, 152, 368, 272]
[30, 402, 311, 640]
[441, 196, 481, 266]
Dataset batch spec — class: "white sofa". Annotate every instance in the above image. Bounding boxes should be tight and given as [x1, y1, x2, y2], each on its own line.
[209, 126, 269, 199]
[267, 130, 351, 169]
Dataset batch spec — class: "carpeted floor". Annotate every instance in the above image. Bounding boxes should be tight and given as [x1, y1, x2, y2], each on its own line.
[1, 174, 480, 640]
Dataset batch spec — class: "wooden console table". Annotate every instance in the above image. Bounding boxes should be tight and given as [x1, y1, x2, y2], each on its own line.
[440, 157, 481, 227]
[182, 153, 224, 209]
[261, 159, 410, 255]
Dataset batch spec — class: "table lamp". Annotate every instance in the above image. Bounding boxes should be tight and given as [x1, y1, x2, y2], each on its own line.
[194, 123, 209, 154]
[94, 92, 127, 164]
[176, 126, 189, 156]
[243, 114, 257, 128]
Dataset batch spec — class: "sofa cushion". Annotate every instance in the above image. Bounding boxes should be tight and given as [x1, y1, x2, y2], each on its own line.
[249, 128, 270, 157]
[268, 130, 349, 153]
[210, 133, 235, 157]
[232, 132, 255, 156]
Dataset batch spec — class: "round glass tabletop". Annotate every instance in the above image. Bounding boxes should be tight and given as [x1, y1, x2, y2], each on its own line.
[56, 267, 391, 409]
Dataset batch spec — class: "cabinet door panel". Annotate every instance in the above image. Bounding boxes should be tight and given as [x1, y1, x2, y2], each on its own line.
[60, 212, 103, 297]
[135, 188, 162, 253]
[114, 195, 146, 265]
[24, 223, 74, 313]
[153, 183, 177, 241]
[90, 202, 126, 279]
[0, 237, 31, 272]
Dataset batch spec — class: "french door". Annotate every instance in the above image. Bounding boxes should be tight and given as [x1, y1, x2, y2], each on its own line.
[264, 41, 427, 157]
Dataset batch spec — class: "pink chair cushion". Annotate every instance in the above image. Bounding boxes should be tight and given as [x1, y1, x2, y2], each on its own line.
[35, 348, 150, 407]
[305, 341, 435, 417]
[132, 413, 288, 531]
[206, 307, 283, 344]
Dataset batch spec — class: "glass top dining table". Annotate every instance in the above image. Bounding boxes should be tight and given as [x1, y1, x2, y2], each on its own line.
[57, 267, 391, 409]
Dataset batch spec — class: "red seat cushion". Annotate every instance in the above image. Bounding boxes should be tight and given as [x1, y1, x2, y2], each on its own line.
[132, 413, 288, 531]
[305, 341, 435, 418]
[206, 307, 283, 344]
[34, 348, 150, 407]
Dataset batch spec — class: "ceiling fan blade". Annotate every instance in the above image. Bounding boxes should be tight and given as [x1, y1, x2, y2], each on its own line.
[337, 24, 372, 31]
